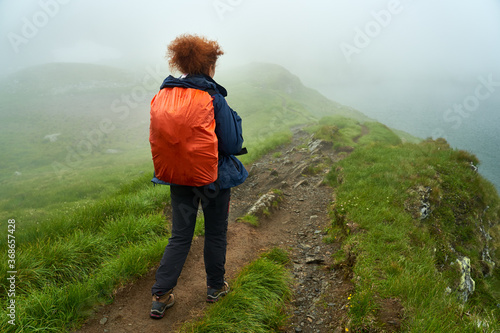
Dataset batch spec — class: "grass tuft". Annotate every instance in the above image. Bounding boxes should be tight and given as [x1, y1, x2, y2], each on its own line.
[181, 249, 292, 332]
[237, 214, 260, 227]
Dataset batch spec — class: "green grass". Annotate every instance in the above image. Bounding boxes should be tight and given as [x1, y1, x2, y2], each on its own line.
[237, 214, 260, 227]
[325, 137, 500, 332]
[0, 237, 168, 332]
[180, 248, 292, 333]
[239, 131, 292, 166]
[272, 152, 283, 158]
[0, 172, 172, 332]
[261, 247, 291, 265]
[306, 116, 404, 152]
[195, 214, 206, 236]
[2, 172, 168, 245]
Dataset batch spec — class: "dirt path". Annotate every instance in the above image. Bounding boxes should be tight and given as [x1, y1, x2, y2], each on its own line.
[75, 128, 353, 333]
[353, 124, 369, 143]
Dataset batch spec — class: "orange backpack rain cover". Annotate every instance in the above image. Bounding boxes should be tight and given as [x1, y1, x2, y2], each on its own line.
[149, 87, 218, 186]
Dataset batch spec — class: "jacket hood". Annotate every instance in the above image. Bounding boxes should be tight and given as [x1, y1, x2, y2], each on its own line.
[159, 74, 228, 97]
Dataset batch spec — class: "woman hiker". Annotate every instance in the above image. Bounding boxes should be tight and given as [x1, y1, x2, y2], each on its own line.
[148, 34, 248, 319]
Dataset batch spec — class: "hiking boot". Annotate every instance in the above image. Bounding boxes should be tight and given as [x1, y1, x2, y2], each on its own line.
[206, 281, 230, 303]
[150, 290, 175, 319]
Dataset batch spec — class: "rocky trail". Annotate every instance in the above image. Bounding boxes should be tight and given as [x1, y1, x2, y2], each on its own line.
[76, 128, 355, 333]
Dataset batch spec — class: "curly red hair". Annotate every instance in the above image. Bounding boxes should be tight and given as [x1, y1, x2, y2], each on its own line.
[167, 34, 224, 75]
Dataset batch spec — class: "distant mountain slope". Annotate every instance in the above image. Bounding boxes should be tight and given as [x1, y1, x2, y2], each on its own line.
[1, 62, 135, 97]
[219, 63, 370, 122]
[0, 63, 152, 177]
[0, 62, 373, 178]
[0, 62, 384, 216]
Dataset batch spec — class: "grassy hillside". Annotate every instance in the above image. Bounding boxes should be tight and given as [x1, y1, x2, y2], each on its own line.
[0, 173, 173, 331]
[0, 62, 498, 332]
[0, 62, 367, 225]
[220, 62, 369, 122]
[315, 117, 500, 331]
[0, 63, 155, 224]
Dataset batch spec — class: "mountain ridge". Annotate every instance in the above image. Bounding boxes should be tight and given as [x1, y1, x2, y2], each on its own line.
[0, 62, 374, 178]
[219, 62, 370, 121]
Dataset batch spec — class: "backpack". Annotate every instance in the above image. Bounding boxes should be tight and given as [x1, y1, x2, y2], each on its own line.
[149, 87, 218, 186]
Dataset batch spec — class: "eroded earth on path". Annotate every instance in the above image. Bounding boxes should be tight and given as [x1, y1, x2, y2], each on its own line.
[75, 128, 356, 333]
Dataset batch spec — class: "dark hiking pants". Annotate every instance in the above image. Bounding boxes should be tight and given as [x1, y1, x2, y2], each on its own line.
[152, 185, 230, 295]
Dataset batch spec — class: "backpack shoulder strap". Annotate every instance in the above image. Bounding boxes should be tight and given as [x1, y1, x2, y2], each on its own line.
[205, 88, 218, 96]
[203, 87, 248, 156]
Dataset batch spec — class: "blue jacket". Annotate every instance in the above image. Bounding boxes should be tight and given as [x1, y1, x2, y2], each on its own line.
[151, 74, 248, 189]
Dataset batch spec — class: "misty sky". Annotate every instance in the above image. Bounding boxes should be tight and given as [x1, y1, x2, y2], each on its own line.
[1, 0, 500, 88]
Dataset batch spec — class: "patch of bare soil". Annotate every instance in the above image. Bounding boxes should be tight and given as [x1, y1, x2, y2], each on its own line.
[75, 128, 363, 333]
[376, 298, 404, 332]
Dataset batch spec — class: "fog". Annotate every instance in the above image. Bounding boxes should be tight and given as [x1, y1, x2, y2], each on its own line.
[2, 1, 500, 84]
[1, 0, 500, 187]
